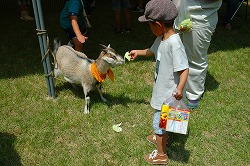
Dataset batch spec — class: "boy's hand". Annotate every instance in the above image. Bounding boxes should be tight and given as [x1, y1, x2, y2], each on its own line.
[173, 90, 183, 101]
[129, 50, 138, 60]
[77, 34, 88, 43]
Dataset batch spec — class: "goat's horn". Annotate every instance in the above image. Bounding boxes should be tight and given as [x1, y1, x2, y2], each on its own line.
[107, 44, 110, 48]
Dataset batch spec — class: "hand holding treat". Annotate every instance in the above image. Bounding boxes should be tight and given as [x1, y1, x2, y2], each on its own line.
[127, 50, 139, 61]
[178, 18, 192, 33]
[124, 51, 131, 61]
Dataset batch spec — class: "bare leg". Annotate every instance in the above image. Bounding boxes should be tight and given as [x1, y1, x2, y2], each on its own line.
[114, 9, 121, 31]
[124, 9, 131, 28]
[156, 132, 168, 155]
[72, 38, 83, 52]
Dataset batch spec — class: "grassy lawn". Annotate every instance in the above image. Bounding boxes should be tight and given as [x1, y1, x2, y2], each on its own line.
[0, 1, 249, 165]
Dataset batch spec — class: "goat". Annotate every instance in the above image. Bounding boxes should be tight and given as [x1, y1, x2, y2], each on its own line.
[53, 40, 125, 114]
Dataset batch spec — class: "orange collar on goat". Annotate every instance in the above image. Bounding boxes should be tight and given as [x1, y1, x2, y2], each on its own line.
[91, 62, 114, 83]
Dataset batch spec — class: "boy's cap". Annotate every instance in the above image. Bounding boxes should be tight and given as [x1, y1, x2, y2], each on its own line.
[138, 0, 178, 23]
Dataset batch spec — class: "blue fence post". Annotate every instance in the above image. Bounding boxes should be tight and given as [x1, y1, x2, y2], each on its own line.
[32, 0, 55, 98]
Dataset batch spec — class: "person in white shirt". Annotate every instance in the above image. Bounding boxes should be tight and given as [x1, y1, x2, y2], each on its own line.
[173, 0, 223, 108]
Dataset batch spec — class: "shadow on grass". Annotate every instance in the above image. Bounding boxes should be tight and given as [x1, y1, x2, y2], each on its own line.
[54, 82, 147, 108]
[167, 132, 190, 163]
[205, 71, 220, 92]
[0, 132, 22, 166]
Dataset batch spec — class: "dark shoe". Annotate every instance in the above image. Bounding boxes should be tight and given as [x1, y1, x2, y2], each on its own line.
[144, 150, 168, 165]
[114, 28, 123, 34]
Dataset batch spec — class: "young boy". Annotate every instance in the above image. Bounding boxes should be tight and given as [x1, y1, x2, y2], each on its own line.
[129, 0, 189, 164]
[60, 0, 88, 52]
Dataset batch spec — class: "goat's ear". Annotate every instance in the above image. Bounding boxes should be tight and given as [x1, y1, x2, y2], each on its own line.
[102, 49, 108, 54]
[99, 44, 107, 49]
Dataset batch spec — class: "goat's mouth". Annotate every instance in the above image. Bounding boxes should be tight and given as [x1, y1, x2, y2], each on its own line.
[114, 60, 125, 66]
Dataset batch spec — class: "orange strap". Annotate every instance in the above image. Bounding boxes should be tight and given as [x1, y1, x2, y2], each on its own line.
[91, 62, 114, 83]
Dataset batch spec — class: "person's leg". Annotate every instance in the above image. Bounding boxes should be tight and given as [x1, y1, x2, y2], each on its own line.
[72, 38, 83, 52]
[124, 9, 131, 26]
[182, 26, 215, 107]
[156, 133, 168, 155]
[64, 27, 86, 52]
[122, 0, 131, 31]
[113, 0, 122, 33]
[144, 110, 168, 164]
[114, 10, 121, 32]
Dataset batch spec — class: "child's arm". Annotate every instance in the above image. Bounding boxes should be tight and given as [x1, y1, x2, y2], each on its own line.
[70, 15, 88, 43]
[129, 49, 154, 60]
[174, 68, 189, 100]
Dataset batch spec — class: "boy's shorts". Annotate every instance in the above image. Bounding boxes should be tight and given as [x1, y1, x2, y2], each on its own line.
[112, 0, 130, 10]
[153, 110, 166, 135]
[63, 26, 87, 40]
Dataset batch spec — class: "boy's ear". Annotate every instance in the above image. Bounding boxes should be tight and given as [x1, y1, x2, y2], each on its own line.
[155, 21, 163, 28]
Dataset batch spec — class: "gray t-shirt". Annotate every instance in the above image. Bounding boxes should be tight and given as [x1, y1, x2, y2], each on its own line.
[150, 34, 189, 110]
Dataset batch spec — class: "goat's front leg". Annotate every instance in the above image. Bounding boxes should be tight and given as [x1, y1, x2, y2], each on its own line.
[54, 67, 61, 78]
[83, 86, 90, 114]
[97, 83, 107, 103]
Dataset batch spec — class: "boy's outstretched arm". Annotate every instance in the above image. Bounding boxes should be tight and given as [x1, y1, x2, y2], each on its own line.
[129, 49, 154, 60]
[174, 68, 189, 100]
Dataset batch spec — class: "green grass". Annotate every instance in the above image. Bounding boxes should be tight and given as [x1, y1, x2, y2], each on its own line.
[0, 2, 250, 165]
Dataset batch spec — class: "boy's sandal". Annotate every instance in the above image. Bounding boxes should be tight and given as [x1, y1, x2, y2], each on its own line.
[144, 150, 168, 165]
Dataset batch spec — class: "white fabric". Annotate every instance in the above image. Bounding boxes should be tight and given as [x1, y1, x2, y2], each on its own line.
[173, 0, 222, 100]
[181, 26, 215, 100]
[173, 0, 222, 29]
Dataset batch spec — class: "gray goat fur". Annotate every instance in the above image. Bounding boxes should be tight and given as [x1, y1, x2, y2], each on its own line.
[53, 40, 125, 114]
